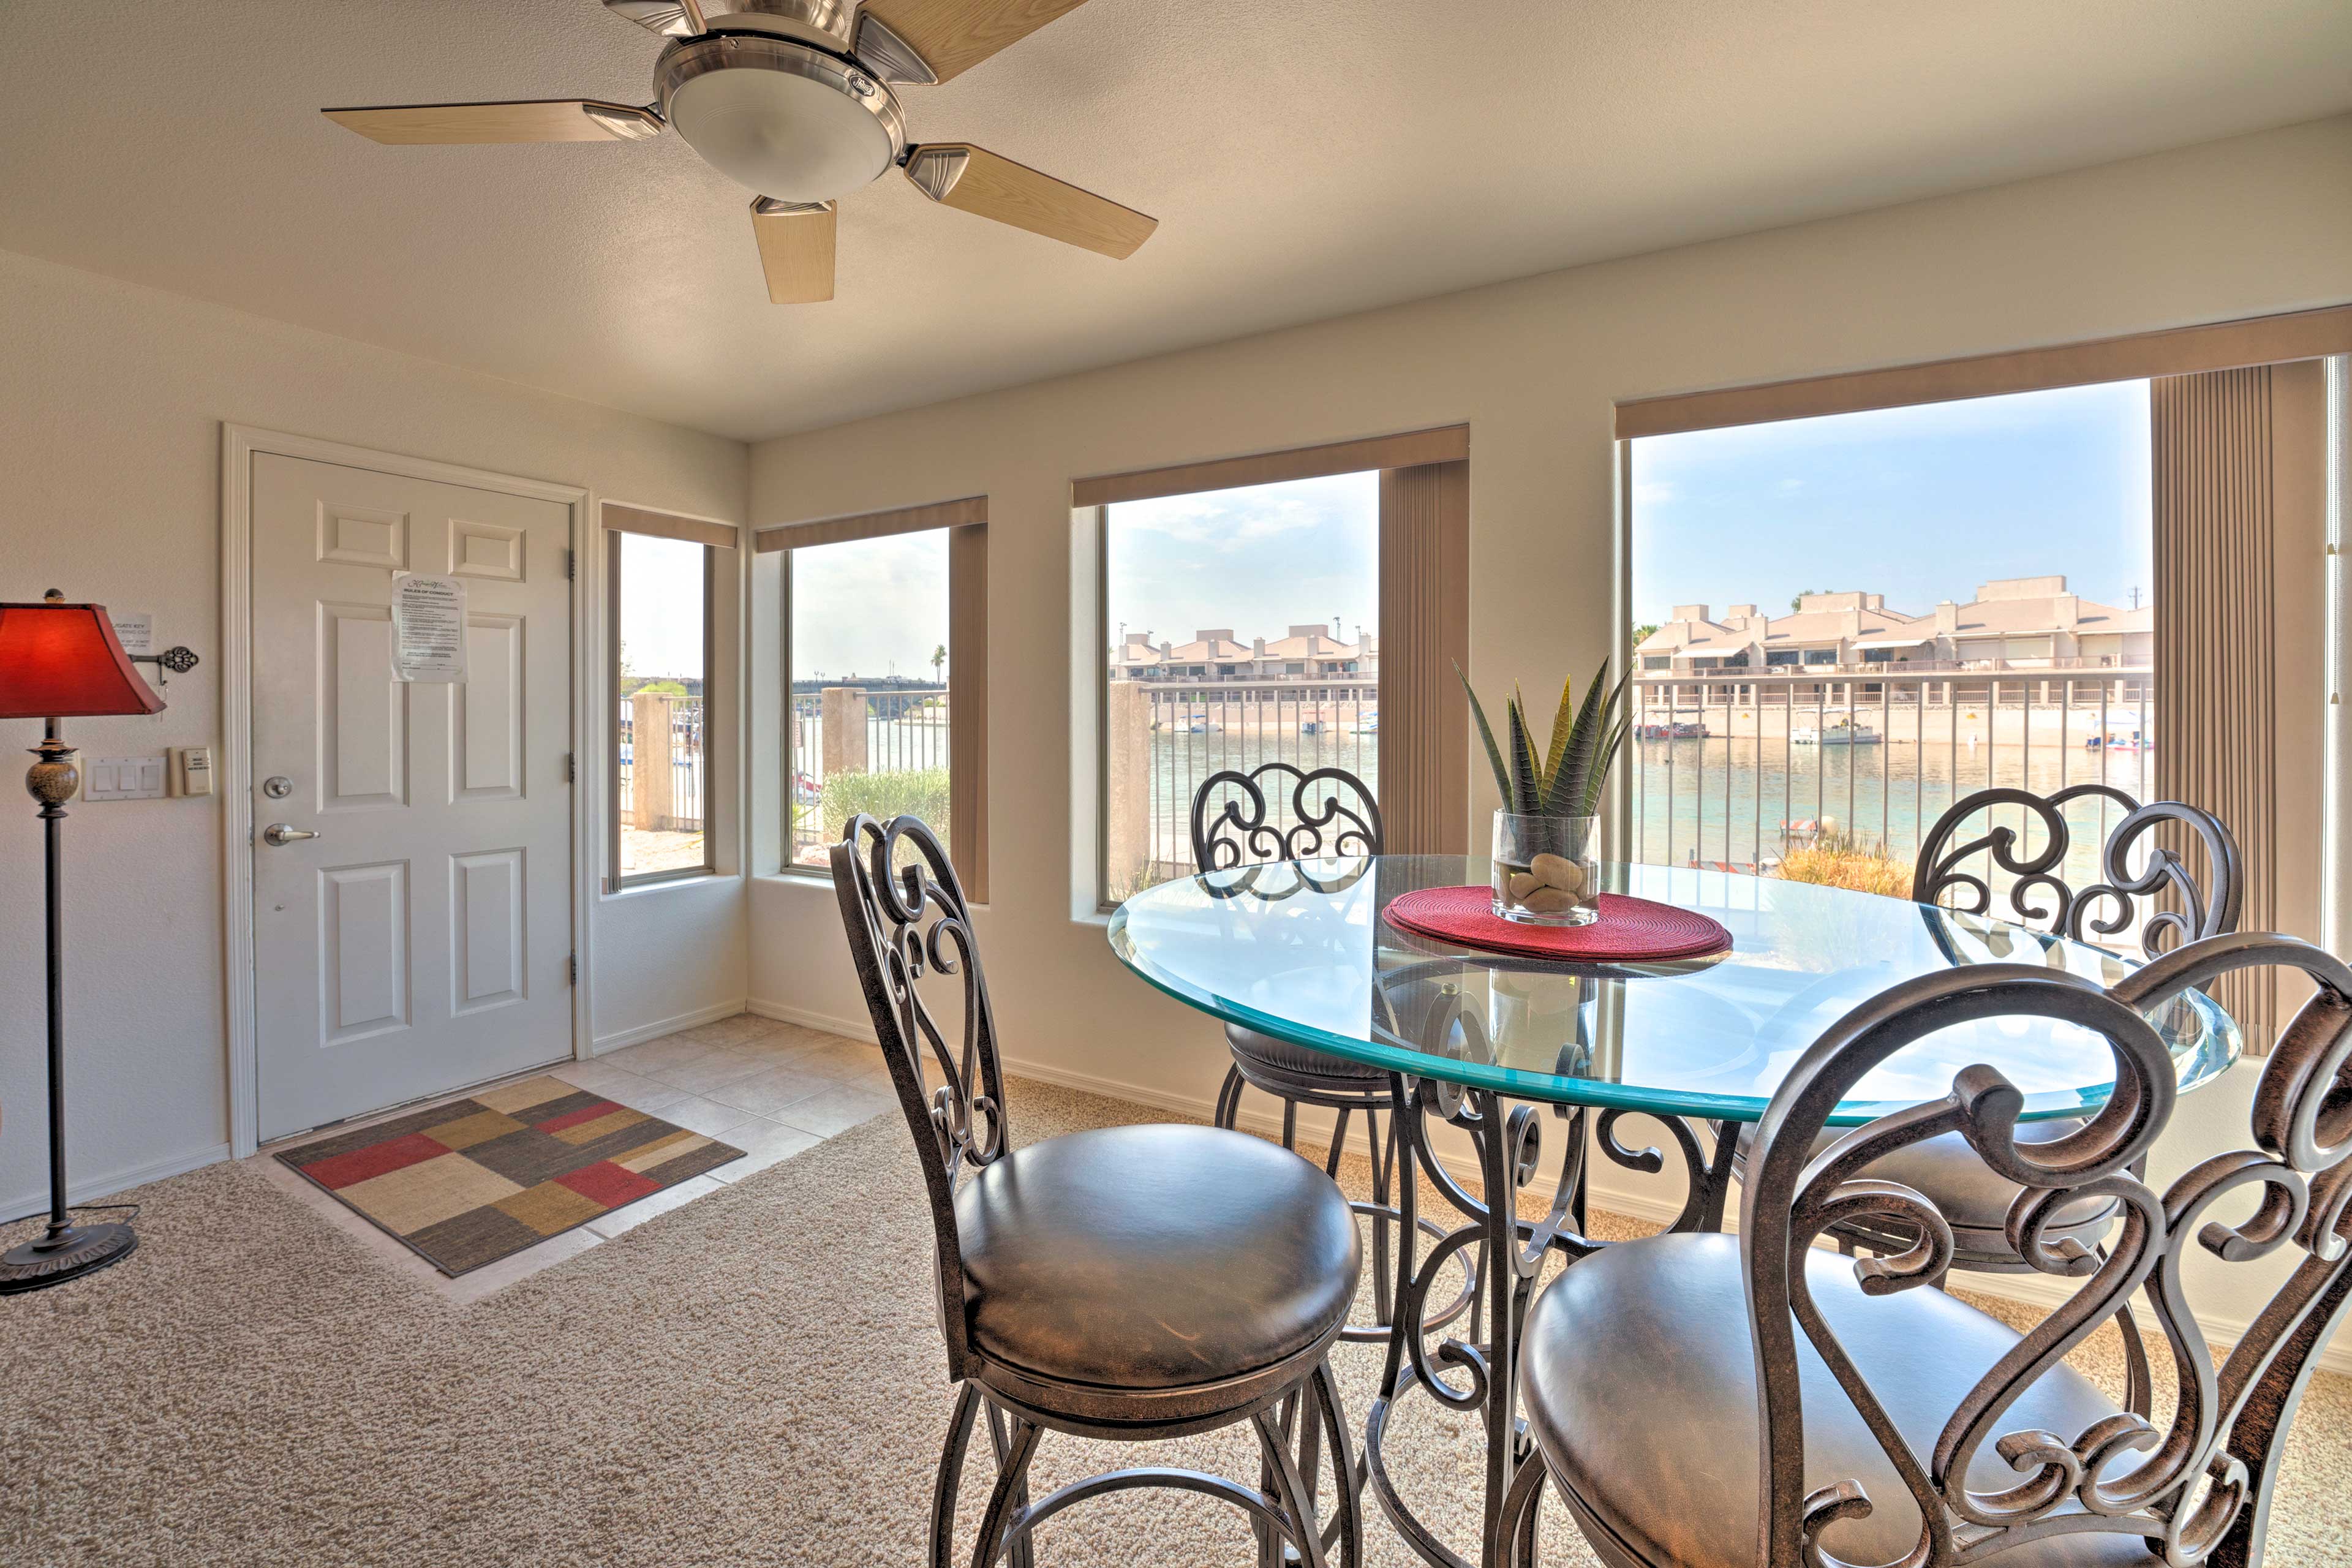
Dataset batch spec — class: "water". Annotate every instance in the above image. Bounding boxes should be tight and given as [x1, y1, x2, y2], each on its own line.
[1631, 733, 2157, 888]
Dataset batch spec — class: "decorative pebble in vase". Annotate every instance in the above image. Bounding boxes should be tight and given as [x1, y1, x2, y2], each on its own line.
[1458, 658, 1629, 929]
[1492, 815, 1600, 925]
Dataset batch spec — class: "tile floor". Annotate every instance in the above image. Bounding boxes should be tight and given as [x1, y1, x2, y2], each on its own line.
[249, 1011, 893, 1303]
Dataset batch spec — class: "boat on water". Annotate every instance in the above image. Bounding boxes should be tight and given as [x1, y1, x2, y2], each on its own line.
[1792, 720, 1882, 746]
[1635, 720, 1708, 740]
[1351, 710, 1379, 735]
[2086, 726, 2152, 753]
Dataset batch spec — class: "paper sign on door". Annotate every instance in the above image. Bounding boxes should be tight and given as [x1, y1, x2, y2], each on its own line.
[391, 573, 468, 684]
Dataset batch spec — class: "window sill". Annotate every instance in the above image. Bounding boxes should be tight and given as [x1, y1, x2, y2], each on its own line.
[601, 869, 739, 900]
[755, 869, 990, 914]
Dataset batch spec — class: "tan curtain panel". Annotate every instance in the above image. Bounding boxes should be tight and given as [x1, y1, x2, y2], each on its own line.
[949, 524, 989, 900]
[1378, 460, 1471, 854]
[2154, 367, 2281, 1049]
[753, 496, 986, 551]
[1618, 303, 2352, 440]
[1074, 426, 1469, 509]
[601, 502, 738, 549]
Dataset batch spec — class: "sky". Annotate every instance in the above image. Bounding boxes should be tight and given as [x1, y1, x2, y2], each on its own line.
[791, 529, 949, 683]
[1107, 470, 1381, 652]
[614, 531, 707, 681]
[1631, 379, 2154, 628]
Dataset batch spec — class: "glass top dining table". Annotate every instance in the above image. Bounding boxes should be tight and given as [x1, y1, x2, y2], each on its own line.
[1107, 856, 2241, 1126]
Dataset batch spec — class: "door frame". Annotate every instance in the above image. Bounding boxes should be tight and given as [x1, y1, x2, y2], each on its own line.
[219, 425, 591, 1157]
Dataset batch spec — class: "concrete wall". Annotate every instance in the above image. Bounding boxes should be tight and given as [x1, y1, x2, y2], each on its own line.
[744, 116, 2352, 1359]
[0, 247, 750, 1215]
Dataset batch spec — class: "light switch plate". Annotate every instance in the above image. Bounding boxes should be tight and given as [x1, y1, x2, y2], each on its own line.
[85, 755, 167, 801]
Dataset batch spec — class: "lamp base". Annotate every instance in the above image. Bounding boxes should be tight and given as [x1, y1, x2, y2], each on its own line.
[0, 1220, 137, 1295]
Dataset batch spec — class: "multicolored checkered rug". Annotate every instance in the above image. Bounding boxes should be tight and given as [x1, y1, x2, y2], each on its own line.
[276, 1076, 743, 1275]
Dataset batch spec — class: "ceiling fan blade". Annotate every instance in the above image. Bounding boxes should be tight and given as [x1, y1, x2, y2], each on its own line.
[604, 0, 699, 35]
[751, 197, 837, 303]
[853, 0, 1093, 85]
[903, 143, 1155, 260]
[322, 100, 663, 145]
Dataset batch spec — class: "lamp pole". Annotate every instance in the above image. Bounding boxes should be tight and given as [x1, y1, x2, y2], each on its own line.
[0, 596, 147, 1293]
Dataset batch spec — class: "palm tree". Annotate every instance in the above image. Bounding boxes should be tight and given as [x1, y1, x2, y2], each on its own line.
[931, 643, 947, 682]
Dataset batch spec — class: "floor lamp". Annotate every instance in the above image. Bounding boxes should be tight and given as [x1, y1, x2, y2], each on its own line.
[0, 590, 166, 1294]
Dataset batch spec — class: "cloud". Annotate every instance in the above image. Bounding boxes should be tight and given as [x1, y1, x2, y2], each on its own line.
[1632, 480, 1678, 506]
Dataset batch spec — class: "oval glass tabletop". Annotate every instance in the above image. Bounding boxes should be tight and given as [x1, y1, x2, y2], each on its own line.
[1107, 856, 2240, 1125]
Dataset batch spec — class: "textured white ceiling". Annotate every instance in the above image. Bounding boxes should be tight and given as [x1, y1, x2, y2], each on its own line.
[3, 1, 2347, 442]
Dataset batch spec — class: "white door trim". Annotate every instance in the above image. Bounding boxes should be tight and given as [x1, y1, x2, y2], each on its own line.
[219, 425, 592, 1158]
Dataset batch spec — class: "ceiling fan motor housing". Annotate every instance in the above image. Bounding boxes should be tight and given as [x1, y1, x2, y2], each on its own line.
[655, 29, 907, 205]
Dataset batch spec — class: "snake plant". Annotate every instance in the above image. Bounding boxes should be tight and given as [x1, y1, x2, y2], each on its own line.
[1458, 660, 1629, 820]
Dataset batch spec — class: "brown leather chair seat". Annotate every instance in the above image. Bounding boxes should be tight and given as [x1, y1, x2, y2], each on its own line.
[1520, 1234, 2155, 1568]
[1226, 1023, 1387, 1087]
[957, 1124, 1362, 1396]
[1733, 1118, 2117, 1263]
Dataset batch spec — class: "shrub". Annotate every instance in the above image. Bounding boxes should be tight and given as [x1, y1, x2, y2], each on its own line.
[820, 767, 952, 848]
[1775, 832, 1913, 899]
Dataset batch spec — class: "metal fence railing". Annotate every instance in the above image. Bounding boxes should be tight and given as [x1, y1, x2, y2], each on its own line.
[617, 695, 705, 834]
[787, 685, 951, 867]
[1629, 669, 2155, 900]
[1114, 676, 1381, 894]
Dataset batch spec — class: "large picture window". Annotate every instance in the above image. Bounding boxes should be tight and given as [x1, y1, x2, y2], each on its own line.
[606, 507, 729, 888]
[1099, 472, 1381, 902]
[1076, 426, 1469, 907]
[1626, 381, 2157, 895]
[758, 497, 987, 897]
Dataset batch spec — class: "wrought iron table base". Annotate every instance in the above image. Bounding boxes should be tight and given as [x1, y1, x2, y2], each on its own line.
[1362, 1071, 1741, 1568]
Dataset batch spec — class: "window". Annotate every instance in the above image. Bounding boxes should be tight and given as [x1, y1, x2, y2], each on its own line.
[1627, 380, 2158, 905]
[606, 508, 730, 888]
[1096, 472, 1379, 901]
[1078, 425, 1469, 906]
[757, 497, 986, 897]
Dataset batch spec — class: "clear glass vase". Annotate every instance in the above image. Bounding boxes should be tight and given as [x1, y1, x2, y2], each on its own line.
[1491, 813, 1600, 926]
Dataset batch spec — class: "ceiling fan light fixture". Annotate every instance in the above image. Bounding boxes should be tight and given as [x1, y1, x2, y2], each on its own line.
[656, 34, 905, 204]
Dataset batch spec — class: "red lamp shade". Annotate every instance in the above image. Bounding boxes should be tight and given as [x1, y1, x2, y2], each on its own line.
[0, 598, 167, 720]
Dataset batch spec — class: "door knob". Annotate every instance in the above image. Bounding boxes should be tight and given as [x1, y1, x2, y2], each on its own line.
[262, 823, 320, 846]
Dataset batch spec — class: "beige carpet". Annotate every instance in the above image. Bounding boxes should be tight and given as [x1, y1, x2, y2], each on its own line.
[3, 1079, 2346, 1566]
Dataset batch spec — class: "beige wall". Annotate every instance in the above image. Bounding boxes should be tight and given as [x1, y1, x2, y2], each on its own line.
[0, 247, 750, 1215]
[744, 115, 2352, 1358]
[748, 113, 2351, 1093]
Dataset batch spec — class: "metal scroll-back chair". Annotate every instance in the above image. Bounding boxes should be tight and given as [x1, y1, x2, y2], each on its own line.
[1506, 932, 2352, 1568]
[1191, 763, 1411, 1343]
[831, 815, 1367, 1568]
[1740, 787, 2243, 1276]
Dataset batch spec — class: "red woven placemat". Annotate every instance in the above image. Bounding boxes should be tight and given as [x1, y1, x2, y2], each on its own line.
[1384, 885, 1732, 961]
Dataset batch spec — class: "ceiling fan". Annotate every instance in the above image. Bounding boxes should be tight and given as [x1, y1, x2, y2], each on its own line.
[322, 0, 1156, 303]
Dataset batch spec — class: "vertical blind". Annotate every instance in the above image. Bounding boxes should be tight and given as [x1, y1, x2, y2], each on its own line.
[2154, 367, 2278, 1048]
[1378, 459, 1471, 854]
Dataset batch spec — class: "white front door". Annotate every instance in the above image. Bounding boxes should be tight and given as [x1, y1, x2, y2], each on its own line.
[249, 453, 573, 1140]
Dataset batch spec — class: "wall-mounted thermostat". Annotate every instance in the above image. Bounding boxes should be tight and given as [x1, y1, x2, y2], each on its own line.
[173, 747, 213, 797]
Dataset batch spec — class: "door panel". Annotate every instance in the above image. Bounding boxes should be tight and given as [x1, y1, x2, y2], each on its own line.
[453, 615, 524, 800]
[321, 603, 407, 810]
[252, 453, 571, 1140]
[450, 847, 527, 1014]
[319, 860, 410, 1043]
